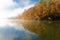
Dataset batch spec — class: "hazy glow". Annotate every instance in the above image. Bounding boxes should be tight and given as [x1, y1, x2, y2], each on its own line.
[0, 0, 35, 27]
[0, 19, 8, 27]
[0, 19, 15, 27]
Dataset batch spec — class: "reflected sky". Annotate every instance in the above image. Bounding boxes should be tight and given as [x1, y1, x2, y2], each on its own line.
[0, 19, 39, 40]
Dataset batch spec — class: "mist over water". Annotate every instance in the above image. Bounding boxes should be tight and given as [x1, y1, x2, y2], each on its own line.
[0, 19, 60, 40]
[0, 19, 40, 40]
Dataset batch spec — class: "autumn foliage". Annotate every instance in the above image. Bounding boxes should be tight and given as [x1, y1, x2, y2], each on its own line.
[20, 0, 60, 20]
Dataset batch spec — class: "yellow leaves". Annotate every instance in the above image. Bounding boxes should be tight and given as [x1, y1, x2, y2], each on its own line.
[20, 0, 60, 20]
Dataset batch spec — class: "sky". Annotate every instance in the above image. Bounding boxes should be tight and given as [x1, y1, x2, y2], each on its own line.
[0, 0, 38, 27]
[0, 0, 38, 19]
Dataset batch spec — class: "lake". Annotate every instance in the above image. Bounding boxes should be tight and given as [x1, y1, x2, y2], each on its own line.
[0, 20, 40, 40]
[0, 20, 60, 40]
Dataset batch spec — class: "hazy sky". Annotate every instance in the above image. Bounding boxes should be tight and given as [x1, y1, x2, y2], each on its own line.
[0, 0, 39, 27]
[0, 0, 38, 19]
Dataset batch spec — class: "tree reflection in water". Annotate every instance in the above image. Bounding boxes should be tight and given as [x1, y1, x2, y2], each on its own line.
[21, 21, 60, 40]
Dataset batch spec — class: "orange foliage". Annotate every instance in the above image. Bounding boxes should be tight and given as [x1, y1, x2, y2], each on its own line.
[19, 0, 60, 20]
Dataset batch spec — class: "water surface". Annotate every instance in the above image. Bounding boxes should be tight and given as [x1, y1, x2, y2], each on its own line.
[0, 20, 60, 40]
[0, 20, 40, 40]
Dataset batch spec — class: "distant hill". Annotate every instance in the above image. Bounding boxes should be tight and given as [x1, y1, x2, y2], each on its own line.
[17, 0, 60, 21]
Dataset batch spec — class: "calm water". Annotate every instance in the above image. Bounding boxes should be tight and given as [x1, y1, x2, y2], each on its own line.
[0, 20, 40, 40]
[0, 20, 60, 40]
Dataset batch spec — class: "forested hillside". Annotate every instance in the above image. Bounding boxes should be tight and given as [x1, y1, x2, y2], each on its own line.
[20, 0, 60, 20]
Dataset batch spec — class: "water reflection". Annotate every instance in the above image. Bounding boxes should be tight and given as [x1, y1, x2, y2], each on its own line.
[21, 21, 60, 40]
[0, 19, 60, 40]
[0, 20, 39, 40]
